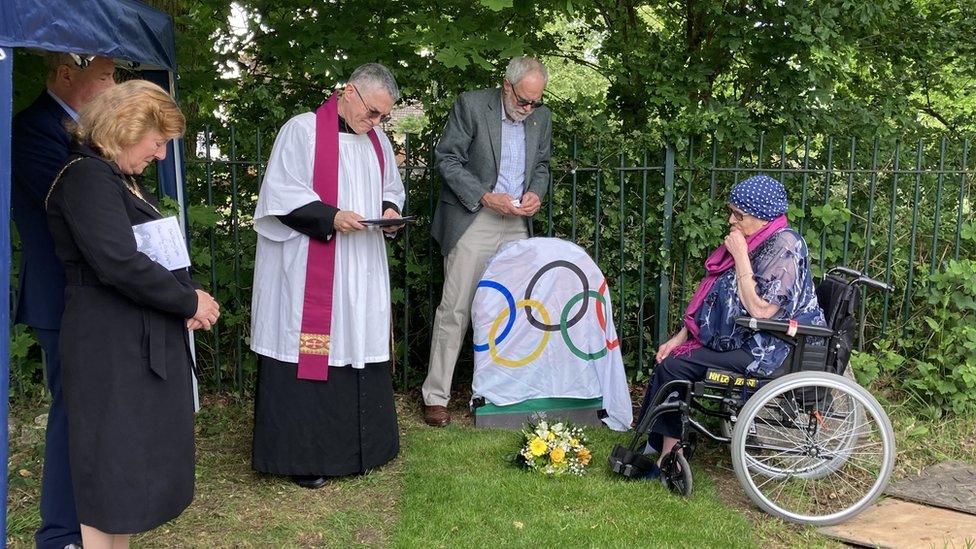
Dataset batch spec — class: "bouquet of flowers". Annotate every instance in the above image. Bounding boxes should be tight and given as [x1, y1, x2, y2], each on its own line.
[513, 414, 592, 476]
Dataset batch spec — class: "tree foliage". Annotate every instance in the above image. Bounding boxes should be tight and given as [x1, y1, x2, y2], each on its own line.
[167, 0, 975, 141]
[9, 1, 974, 413]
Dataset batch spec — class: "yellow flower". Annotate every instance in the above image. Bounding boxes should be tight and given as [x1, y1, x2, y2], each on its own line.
[570, 438, 580, 448]
[529, 437, 548, 456]
[546, 431, 556, 441]
[550, 447, 566, 463]
[577, 447, 591, 466]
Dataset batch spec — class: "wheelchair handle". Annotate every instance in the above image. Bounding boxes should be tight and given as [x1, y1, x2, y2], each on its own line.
[827, 266, 864, 279]
[827, 266, 894, 293]
[855, 275, 895, 294]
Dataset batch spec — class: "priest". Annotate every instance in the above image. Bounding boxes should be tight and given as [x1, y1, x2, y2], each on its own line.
[250, 63, 405, 489]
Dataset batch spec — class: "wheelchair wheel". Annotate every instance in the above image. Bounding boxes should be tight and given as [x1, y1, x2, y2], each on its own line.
[660, 450, 692, 497]
[739, 365, 863, 480]
[792, 366, 864, 480]
[730, 371, 895, 525]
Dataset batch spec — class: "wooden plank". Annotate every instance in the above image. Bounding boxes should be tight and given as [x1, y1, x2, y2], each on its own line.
[818, 498, 976, 548]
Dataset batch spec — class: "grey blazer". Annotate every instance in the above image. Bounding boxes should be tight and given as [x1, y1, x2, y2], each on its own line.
[430, 87, 552, 256]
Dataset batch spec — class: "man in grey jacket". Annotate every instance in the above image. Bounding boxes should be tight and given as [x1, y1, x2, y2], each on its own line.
[423, 56, 552, 426]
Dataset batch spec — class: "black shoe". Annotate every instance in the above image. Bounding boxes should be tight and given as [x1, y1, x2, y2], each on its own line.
[291, 475, 327, 489]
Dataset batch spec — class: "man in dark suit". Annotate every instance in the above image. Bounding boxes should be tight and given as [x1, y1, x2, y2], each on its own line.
[11, 51, 115, 549]
[422, 57, 552, 426]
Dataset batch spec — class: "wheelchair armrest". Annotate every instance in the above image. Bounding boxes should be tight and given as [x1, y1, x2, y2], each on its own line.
[734, 316, 834, 337]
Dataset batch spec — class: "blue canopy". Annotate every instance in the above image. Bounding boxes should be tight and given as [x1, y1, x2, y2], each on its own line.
[0, 0, 176, 71]
[0, 1, 185, 540]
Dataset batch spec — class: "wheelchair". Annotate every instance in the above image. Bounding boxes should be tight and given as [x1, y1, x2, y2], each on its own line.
[609, 267, 897, 526]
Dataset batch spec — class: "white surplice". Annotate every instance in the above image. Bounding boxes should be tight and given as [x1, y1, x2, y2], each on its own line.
[250, 112, 405, 367]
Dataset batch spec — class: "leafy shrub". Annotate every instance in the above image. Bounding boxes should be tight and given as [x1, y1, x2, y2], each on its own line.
[855, 259, 976, 417]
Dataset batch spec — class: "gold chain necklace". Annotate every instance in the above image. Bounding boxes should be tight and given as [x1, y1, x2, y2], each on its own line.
[122, 175, 161, 215]
[45, 157, 161, 215]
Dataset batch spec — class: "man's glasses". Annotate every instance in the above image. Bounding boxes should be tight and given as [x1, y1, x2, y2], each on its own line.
[727, 204, 745, 221]
[509, 84, 544, 109]
[352, 85, 392, 124]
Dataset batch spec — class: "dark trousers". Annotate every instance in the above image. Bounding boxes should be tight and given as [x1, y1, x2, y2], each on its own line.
[636, 346, 754, 451]
[34, 328, 81, 549]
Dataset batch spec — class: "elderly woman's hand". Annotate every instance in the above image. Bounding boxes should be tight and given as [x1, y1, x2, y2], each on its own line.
[724, 228, 749, 262]
[655, 327, 688, 363]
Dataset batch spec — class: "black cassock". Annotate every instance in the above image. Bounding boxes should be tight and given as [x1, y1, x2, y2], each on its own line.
[251, 355, 399, 476]
[46, 143, 199, 534]
[250, 152, 400, 476]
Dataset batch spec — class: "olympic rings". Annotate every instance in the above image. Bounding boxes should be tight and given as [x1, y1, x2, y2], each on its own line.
[523, 260, 589, 332]
[487, 299, 551, 368]
[475, 269, 619, 367]
[472, 280, 516, 352]
[560, 290, 609, 360]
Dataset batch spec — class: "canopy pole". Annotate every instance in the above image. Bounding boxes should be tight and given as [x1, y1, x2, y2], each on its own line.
[0, 45, 15, 543]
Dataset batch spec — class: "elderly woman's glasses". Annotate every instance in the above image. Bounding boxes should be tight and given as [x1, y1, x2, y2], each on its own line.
[727, 205, 745, 221]
[351, 85, 392, 124]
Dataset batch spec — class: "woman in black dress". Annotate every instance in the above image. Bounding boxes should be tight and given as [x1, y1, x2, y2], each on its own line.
[45, 79, 221, 548]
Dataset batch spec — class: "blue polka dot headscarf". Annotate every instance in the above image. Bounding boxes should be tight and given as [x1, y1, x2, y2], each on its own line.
[729, 175, 788, 221]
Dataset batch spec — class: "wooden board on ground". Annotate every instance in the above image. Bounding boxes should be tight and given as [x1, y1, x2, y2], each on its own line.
[885, 460, 976, 515]
[818, 498, 976, 548]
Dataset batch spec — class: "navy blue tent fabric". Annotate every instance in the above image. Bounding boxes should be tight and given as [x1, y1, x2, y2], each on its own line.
[1, 45, 14, 544]
[143, 70, 182, 199]
[0, 0, 176, 70]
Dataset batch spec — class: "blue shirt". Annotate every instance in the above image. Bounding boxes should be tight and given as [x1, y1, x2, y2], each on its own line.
[47, 90, 79, 122]
[495, 95, 525, 199]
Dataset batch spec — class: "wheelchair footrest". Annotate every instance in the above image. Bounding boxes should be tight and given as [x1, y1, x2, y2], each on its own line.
[608, 444, 656, 479]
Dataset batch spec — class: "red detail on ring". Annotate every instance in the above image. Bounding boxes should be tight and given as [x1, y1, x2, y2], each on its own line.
[595, 280, 621, 350]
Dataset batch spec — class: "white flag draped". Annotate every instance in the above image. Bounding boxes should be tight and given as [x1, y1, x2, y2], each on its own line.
[471, 237, 633, 431]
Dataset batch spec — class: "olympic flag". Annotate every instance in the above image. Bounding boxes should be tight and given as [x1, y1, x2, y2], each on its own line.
[471, 238, 633, 431]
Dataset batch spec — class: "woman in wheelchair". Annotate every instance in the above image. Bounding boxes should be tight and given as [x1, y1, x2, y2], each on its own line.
[636, 175, 827, 471]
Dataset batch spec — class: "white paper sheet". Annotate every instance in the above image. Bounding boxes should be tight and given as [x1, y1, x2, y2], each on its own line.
[132, 216, 191, 271]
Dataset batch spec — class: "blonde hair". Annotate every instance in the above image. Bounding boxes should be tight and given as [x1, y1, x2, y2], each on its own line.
[72, 79, 185, 161]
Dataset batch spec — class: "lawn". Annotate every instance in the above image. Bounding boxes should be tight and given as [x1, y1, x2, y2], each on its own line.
[8, 388, 971, 547]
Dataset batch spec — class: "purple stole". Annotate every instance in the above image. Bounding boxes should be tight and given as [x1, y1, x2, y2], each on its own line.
[296, 93, 386, 381]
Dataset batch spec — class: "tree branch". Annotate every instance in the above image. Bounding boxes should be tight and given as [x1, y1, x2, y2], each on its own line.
[544, 52, 613, 83]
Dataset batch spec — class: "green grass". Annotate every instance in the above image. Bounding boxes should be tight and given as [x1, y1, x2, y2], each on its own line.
[6, 395, 403, 548]
[143, 398, 403, 547]
[393, 423, 754, 547]
[9, 388, 970, 547]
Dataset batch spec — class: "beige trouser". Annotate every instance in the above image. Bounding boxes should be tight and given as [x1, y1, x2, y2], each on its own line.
[422, 209, 528, 406]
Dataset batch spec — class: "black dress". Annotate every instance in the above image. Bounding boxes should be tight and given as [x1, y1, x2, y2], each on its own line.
[250, 159, 400, 476]
[46, 143, 200, 534]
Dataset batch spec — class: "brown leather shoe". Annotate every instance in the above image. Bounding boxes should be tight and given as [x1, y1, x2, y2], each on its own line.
[423, 404, 451, 427]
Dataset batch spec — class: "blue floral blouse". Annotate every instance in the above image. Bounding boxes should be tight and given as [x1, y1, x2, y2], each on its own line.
[694, 228, 827, 376]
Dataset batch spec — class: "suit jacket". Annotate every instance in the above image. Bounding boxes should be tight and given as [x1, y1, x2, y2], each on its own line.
[430, 88, 552, 256]
[11, 91, 72, 329]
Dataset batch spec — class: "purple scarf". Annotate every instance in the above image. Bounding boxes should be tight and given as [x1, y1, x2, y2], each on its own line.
[672, 215, 789, 357]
